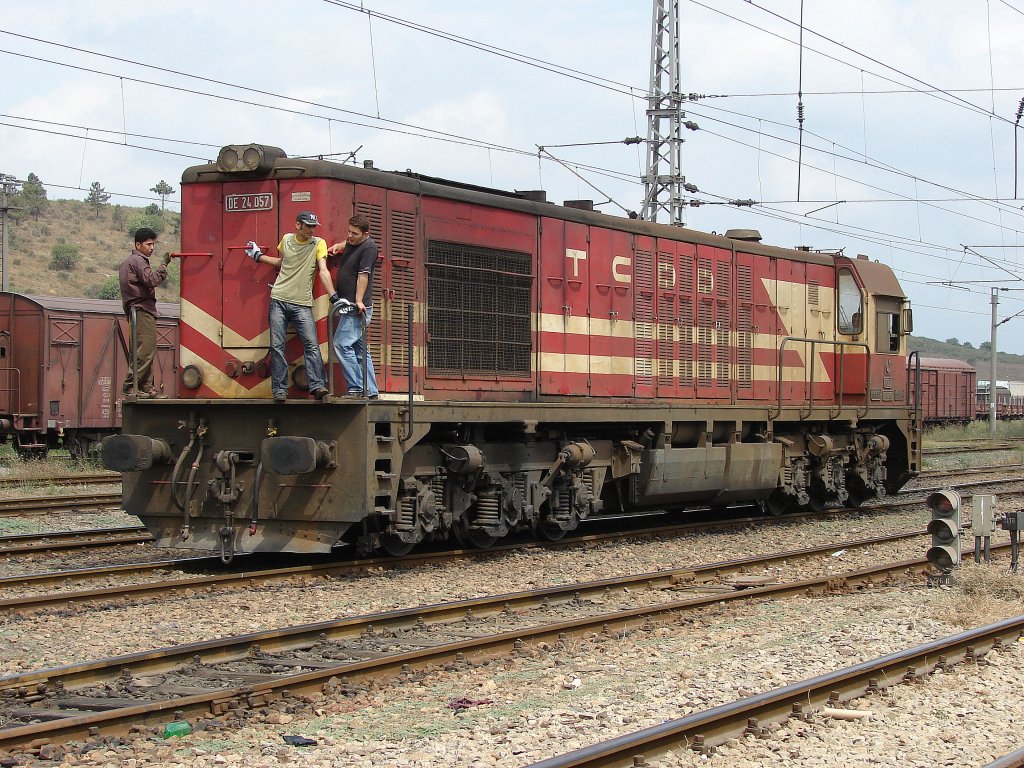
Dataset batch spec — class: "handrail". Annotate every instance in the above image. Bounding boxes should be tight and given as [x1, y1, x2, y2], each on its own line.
[0, 367, 21, 420]
[400, 302, 415, 443]
[907, 350, 922, 421]
[129, 305, 139, 398]
[326, 304, 368, 397]
[769, 336, 871, 421]
[327, 303, 343, 396]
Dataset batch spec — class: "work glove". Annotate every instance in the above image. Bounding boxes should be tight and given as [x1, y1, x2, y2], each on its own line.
[160, 252, 172, 267]
[330, 293, 355, 314]
[244, 241, 263, 262]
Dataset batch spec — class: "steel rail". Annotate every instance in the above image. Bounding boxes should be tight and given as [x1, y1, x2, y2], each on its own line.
[525, 614, 1024, 767]
[926, 442, 1024, 456]
[916, 462, 1024, 476]
[0, 473, 119, 488]
[0, 546, 978, 753]
[0, 505, 903, 596]
[0, 527, 150, 555]
[0, 493, 122, 517]
[983, 746, 1024, 768]
[0, 523, 925, 613]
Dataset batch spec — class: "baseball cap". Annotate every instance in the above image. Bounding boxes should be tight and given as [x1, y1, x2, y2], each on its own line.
[296, 210, 320, 227]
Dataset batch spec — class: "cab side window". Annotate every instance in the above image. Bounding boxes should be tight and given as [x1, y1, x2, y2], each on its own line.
[876, 311, 900, 353]
[837, 268, 863, 334]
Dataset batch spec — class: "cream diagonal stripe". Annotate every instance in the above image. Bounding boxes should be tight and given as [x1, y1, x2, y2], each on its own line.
[179, 344, 271, 397]
[181, 297, 330, 358]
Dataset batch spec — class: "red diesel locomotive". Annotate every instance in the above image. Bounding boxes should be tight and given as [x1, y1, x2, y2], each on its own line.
[102, 143, 921, 559]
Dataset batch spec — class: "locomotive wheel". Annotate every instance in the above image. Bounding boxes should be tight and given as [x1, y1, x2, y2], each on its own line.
[763, 495, 788, 516]
[380, 533, 415, 557]
[845, 488, 868, 509]
[453, 519, 497, 549]
[67, 434, 93, 461]
[538, 519, 568, 541]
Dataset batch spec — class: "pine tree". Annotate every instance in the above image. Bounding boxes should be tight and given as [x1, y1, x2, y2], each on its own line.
[150, 180, 175, 210]
[85, 181, 111, 218]
[20, 173, 48, 219]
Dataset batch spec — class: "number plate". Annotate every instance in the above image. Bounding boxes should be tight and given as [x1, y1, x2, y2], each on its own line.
[225, 193, 274, 212]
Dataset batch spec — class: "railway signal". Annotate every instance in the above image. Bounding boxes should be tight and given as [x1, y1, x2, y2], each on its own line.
[926, 490, 962, 571]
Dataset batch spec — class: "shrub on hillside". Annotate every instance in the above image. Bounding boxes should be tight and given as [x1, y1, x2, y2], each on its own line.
[127, 213, 165, 237]
[49, 242, 81, 271]
[87, 275, 121, 300]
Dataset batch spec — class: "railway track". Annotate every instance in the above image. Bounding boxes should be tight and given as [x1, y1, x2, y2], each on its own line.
[0, 513, 921, 613]
[527, 613, 1024, 767]
[0, 527, 150, 555]
[0, 533, 983, 753]
[0, 473, 119, 489]
[916, 461, 1024, 476]
[0, 492, 122, 518]
[925, 441, 1024, 456]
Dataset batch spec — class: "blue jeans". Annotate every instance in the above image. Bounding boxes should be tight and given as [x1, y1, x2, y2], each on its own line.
[333, 306, 378, 396]
[269, 299, 327, 396]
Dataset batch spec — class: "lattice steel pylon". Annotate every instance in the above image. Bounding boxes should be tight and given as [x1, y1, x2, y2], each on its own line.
[641, 0, 686, 226]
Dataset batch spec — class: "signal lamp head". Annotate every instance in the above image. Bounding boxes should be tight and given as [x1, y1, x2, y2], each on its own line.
[926, 490, 962, 570]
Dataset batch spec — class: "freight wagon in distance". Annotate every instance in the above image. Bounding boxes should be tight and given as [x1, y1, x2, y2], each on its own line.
[913, 357, 976, 425]
[0, 292, 179, 458]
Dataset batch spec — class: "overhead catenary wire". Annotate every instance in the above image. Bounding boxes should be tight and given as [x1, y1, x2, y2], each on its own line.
[2, 6, 1024, 313]
[2, 20, 1021, 235]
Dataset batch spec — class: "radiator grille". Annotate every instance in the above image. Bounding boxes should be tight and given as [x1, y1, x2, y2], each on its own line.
[634, 249, 654, 384]
[426, 240, 532, 377]
[737, 265, 752, 388]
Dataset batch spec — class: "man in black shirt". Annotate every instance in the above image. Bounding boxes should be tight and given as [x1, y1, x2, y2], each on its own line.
[327, 213, 379, 398]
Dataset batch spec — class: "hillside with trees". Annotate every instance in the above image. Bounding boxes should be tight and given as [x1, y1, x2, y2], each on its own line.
[3, 178, 180, 302]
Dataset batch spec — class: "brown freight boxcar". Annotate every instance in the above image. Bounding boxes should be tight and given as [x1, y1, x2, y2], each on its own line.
[914, 357, 976, 424]
[0, 293, 179, 458]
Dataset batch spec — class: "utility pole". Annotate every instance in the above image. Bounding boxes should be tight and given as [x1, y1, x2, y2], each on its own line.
[990, 287, 999, 437]
[0, 174, 20, 292]
[641, 0, 686, 225]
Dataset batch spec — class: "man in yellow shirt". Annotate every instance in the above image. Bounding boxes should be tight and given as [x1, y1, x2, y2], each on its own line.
[246, 211, 335, 402]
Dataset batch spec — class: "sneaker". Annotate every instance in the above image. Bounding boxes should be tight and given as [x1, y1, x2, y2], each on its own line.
[273, 393, 287, 403]
[367, 394, 379, 400]
[345, 390, 363, 398]
[133, 390, 151, 399]
[145, 390, 168, 400]
[312, 387, 330, 401]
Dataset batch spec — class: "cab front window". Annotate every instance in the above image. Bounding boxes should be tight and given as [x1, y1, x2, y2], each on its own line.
[837, 268, 863, 334]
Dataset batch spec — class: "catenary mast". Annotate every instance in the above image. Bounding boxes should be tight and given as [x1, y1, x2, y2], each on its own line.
[641, 0, 687, 226]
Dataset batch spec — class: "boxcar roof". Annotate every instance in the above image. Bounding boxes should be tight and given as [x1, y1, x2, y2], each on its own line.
[14, 293, 181, 318]
[918, 357, 975, 372]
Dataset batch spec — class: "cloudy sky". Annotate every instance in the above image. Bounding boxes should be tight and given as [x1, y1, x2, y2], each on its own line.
[4, 1, 1024, 351]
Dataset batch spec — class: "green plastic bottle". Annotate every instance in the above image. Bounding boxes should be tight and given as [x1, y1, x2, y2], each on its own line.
[163, 720, 193, 738]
